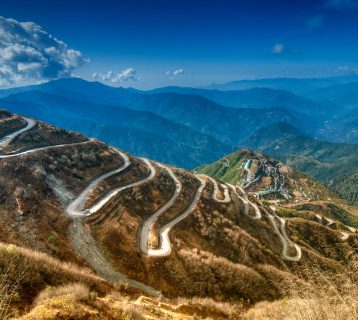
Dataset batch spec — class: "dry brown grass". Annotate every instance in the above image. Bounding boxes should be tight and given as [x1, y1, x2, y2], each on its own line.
[177, 248, 274, 302]
[245, 257, 358, 320]
[176, 296, 243, 319]
[121, 304, 145, 320]
[35, 283, 90, 305]
[0, 241, 111, 316]
[0, 242, 103, 283]
[0, 256, 25, 319]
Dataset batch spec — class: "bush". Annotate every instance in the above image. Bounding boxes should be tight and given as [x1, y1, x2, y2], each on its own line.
[122, 304, 145, 320]
[0, 255, 25, 319]
[35, 283, 90, 305]
[176, 297, 242, 319]
[245, 258, 358, 320]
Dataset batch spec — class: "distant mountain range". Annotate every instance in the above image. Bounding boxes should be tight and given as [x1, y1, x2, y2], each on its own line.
[147, 86, 325, 115]
[0, 77, 315, 164]
[0, 76, 357, 204]
[205, 74, 358, 95]
[0, 90, 232, 168]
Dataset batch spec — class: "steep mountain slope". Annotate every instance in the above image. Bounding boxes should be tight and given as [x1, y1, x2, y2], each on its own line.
[0, 91, 232, 168]
[241, 122, 358, 204]
[1, 112, 356, 318]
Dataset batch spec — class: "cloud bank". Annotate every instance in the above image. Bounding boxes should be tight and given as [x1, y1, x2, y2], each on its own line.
[92, 68, 138, 83]
[0, 16, 88, 88]
[166, 68, 184, 79]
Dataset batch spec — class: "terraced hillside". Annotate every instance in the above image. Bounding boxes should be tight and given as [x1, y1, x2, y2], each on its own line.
[0, 111, 357, 319]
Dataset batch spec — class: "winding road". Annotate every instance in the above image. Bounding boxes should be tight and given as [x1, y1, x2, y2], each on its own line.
[0, 117, 93, 159]
[227, 183, 262, 219]
[0, 116, 97, 159]
[0, 117, 36, 148]
[0, 139, 96, 159]
[277, 216, 302, 261]
[0, 116, 164, 296]
[141, 174, 206, 256]
[340, 232, 349, 240]
[1, 114, 305, 295]
[65, 148, 131, 217]
[316, 214, 355, 240]
[140, 163, 182, 255]
[200, 175, 231, 203]
[153, 176, 206, 256]
[228, 183, 301, 261]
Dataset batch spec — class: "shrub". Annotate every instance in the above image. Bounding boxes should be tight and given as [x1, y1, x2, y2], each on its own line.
[245, 258, 358, 320]
[47, 236, 57, 244]
[122, 304, 145, 320]
[176, 297, 242, 319]
[35, 283, 90, 305]
[0, 254, 25, 319]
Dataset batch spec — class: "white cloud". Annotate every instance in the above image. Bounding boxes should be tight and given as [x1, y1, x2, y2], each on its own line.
[94, 68, 138, 83]
[0, 16, 88, 88]
[325, 0, 358, 9]
[272, 43, 285, 54]
[111, 68, 137, 83]
[166, 68, 185, 79]
[102, 70, 113, 81]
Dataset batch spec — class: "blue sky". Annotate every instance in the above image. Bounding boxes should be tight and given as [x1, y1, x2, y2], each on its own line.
[1, 0, 358, 89]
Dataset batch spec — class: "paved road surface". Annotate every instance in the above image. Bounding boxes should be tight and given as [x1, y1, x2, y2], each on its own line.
[0, 117, 36, 148]
[142, 176, 206, 256]
[228, 184, 301, 261]
[140, 163, 182, 255]
[66, 149, 131, 217]
[203, 175, 231, 203]
[227, 183, 261, 219]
